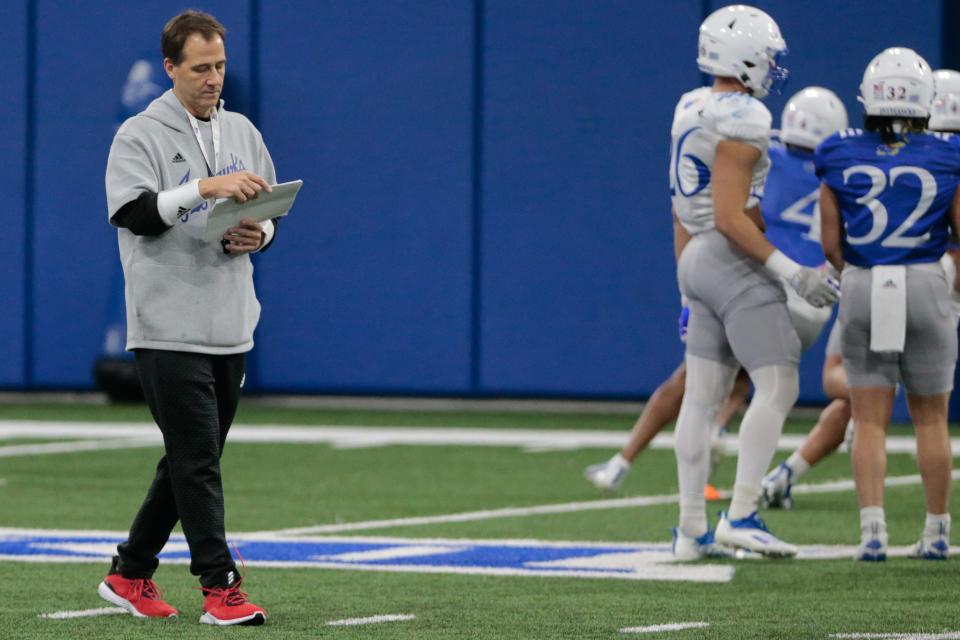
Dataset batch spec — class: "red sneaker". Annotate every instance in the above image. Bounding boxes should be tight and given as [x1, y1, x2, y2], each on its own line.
[199, 579, 266, 626]
[98, 564, 178, 618]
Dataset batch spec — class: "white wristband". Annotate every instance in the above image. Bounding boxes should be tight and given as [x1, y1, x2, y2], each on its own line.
[157, 179, 203, 226]
[256, 220, 275, 252]
[764, 249, 802, 281]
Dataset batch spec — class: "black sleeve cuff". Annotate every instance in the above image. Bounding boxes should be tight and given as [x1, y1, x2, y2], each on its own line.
[110, 192, 170, 236]
[259, 217, 280, 253]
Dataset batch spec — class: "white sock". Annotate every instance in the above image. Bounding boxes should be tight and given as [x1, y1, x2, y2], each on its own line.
[728, 365, 798, 520]
[729, 483, 761, 520]
[785, 451, 811, 480]
[679, 500, 709, 540]
[860, 506, 886, 534]
[675, 355, 737, 538]
[924, 512, 951, 537]
[610, 453, 630, 470]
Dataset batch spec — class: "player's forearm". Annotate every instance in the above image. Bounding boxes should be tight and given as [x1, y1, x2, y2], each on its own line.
[819, 184, 844, 272]
[949, 186, 960, 246]
[712, 139, 772, 262]
[714, 205, 776, 263]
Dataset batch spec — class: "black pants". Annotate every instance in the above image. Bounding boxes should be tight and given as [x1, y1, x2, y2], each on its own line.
[116, 349, 244, 588]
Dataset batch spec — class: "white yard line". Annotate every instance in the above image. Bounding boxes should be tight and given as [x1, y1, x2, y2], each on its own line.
[0, 438, 158, 458]
[326, 614, 416, 626]
[256, 493, 686, 537]
[39, 607, 126, 620]
[259, 469, 960, 537]
[831, 634, 960, 639]
[621, 622, 710, 634]
[0, 420, 953, 456]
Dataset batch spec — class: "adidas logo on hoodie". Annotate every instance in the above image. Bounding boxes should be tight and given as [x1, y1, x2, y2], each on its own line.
[171, 152, 186, 163]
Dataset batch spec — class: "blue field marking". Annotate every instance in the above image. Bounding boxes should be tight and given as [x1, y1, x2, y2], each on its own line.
[0, 530, 735, 583]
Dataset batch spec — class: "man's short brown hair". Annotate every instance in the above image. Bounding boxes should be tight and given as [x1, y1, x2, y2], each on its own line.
[161, 10, 226, 65]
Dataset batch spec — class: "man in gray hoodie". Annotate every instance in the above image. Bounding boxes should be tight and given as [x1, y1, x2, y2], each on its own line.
[99, 10, 276, 626]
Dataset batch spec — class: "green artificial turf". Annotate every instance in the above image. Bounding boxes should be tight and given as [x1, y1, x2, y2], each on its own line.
[0, 402, 957, 639]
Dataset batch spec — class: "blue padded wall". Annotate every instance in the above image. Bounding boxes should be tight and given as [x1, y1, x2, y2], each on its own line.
[479, 0, 703, 396]
[726, 0, 944, 136]
[0, 1, 28, 387]
[30, 1, 252, 387]
[254, 1, 475, 393]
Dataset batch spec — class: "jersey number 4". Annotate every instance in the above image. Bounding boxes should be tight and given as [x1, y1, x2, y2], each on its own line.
[781, 188, 821, 242]
[842, 164, 935, 248]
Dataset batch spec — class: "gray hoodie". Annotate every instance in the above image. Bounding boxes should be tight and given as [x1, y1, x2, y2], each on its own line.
[105, 89, 276, 354]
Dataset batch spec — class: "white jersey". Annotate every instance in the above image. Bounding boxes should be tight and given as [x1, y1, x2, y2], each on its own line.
[669, 88, 773, 235]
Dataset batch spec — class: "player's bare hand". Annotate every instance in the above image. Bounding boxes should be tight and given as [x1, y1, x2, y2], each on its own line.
[200, 172, 273, 203]
[222, 218, 263, 254]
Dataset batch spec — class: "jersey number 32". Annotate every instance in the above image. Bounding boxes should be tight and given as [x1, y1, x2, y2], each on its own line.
[842, 164, 936, 248]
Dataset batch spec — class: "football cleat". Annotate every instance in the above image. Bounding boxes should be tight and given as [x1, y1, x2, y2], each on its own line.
[715, 511, 797, 558]
[908, 522, 949, 560]
[671, 527, 734, 561]
[583, 455, 630, 491]
[97, 557, 178, 618]
[760, 463, 794, 510]
[199, 578, 267, 626]
[855, 522, 888, 562]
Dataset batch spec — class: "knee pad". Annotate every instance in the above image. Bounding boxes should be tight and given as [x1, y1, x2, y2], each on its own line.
[749, 365, 799, 415]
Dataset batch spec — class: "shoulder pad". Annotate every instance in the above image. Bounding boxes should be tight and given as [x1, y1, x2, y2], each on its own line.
[709, 94, 771, 146]
[673, 87, 711, 116]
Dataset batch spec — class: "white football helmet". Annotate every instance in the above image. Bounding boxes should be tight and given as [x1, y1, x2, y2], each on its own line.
[930, 69, 960, 131]
[697, 4, 788, 99]
[859, 47, 934, 118]
[780, 87, 848, 149]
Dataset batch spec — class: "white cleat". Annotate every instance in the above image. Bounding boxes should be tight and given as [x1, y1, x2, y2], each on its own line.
[583, 455, 630, 491]
[671, 527, 734, 561]
[855, 523, 888, 562]
[908, 523, 949, 560]
[715, 511, 797, 558]
[760, 463, 794, 510]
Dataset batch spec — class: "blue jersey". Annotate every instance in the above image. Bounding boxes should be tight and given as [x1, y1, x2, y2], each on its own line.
[762, 143, 825, 267]
[814, 129, 960, 266]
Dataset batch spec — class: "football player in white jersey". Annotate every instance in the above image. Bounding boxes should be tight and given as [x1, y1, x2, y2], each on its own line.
[587, 88, 847, 508]
[669, 5, 838, 560]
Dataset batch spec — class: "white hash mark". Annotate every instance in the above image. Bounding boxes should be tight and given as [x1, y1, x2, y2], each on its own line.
[326, 614, 416, 626]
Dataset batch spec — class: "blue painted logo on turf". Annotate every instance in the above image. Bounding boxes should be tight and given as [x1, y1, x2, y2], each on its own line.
[0, 531, 734, 583]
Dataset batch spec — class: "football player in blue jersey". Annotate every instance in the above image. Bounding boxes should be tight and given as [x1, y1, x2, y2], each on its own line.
[585, 87, 847, 508]
[760, 88, 856, 509]
[763, 72, 960, 510]
[817, 48, 959, 561]
[667, 5, 838, 560]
